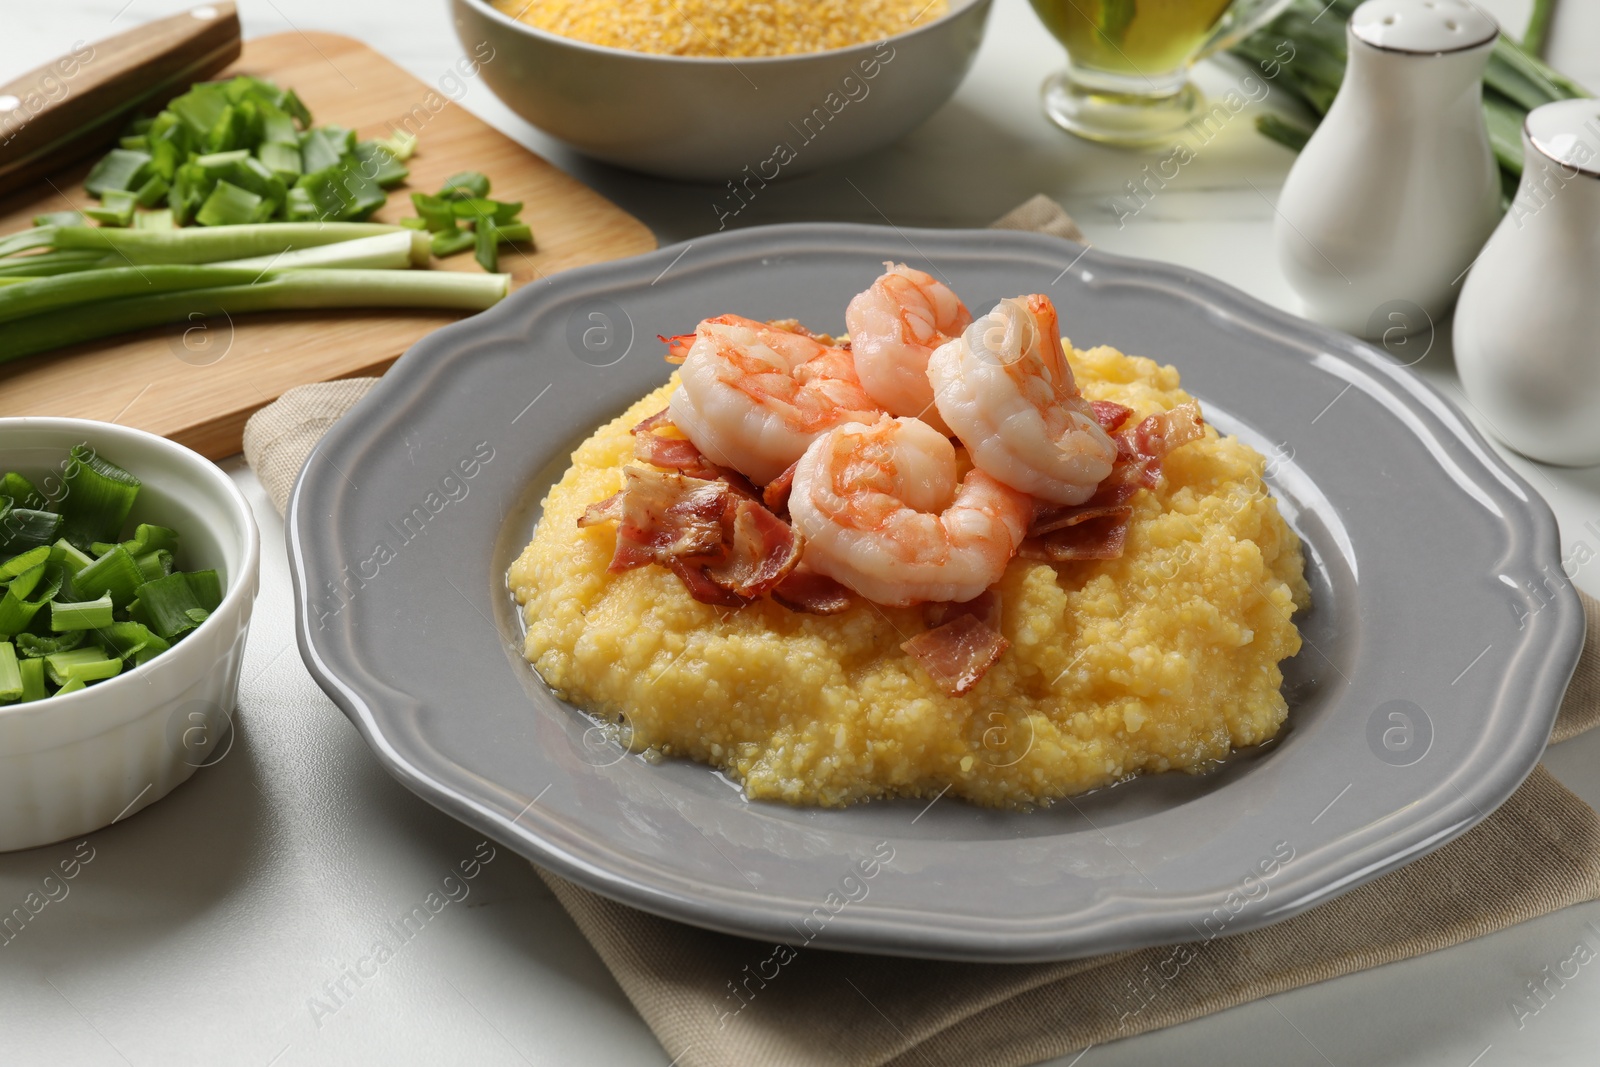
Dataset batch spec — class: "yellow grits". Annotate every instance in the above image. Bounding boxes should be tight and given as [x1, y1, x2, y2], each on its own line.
[508, 344, 1311, 808]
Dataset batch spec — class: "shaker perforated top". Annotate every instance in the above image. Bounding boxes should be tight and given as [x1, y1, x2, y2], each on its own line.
[1526, 99, 1600, 177]
[1349, 0, 1498, 53]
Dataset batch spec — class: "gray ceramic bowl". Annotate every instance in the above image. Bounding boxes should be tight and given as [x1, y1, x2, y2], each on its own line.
[450, 0, 992, 181]
[289, 224, 1583, 962]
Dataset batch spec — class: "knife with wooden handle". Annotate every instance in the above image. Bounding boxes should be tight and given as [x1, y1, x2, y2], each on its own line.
[0, 3, 242, 200]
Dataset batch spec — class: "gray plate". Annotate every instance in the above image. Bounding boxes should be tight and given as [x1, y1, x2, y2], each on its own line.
[288, 224, 1583, 962]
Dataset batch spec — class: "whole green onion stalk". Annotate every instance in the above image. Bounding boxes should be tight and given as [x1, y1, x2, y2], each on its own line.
[1231, 0, 1587, 201]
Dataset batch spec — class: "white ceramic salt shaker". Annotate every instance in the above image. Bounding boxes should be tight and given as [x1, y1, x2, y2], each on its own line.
[1455, 100, 1600, 465]
[1274, 0, 1501, 338]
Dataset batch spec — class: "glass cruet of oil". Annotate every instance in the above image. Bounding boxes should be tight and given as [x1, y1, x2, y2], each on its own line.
[1032, 0, 1295, 146]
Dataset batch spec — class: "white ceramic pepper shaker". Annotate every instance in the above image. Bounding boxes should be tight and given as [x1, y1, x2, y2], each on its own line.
[1274, 0, 1501, 338]
[1455, 100, 1600, 465]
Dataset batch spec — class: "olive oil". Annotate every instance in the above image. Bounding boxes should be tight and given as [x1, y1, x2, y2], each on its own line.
[1030, 0, 1235, 77]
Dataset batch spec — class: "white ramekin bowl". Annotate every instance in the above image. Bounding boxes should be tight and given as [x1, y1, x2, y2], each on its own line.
[450, 0, 993, 181]
[0, 419, 260, 852]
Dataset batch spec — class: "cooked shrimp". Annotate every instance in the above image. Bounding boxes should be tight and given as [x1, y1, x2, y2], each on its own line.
[668, 315, 884, 485]
[788, 417, 1032, 607]
[845, 262, 972, 433]
[927, 294, 1116, 506]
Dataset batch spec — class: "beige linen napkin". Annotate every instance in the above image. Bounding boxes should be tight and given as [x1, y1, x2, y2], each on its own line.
[244, 198, 1600, 1067]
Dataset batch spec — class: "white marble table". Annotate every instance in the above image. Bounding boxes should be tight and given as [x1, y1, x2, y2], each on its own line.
[5, 2, 1600, 1064]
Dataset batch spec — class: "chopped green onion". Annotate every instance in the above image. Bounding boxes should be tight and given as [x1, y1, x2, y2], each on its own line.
[0, 545, 50, 580]
[136, 572, 207, 638]
[381, 129, 418, 161]
[257, 99, 299, 145]
[298, 127, 346, 173]
[431, 229, 475, 257]
[51, 593, 115, 632]
[61, 444, 141, 549]
[411, 193, 458, 233]
[135, 209, 176, 231]
[53, 677, 86, 695]
[50, 538, 95, 579]
[187, 569, 222, 612]
[492, 222, 533, 247]
[84, 190, 138, 228]
[134, 174, 170, 208]
[0, 643, 21, 702]
[195, 148, 252, 172]
[124, 524, 178, 555]
[258, 141, 302, 179]
[72, 545, 143, 607]
[32, 211, 83, 228]
[294, 159, 385, 222]
[168, 82, 229, 140]
[45, 648, 121, 686]
[475, 223, 500, 273]
[92, 621, 170, 664]
[196, 180, 264, 227]
[7, 562, 46, 602]
[17, 630, 84, 658]
[452, 198, 523, 225]
[439, 172, 491, 200]
[85, 149, 153, 196]
[0, 507, 63, 553]
[229, 157, 289, 206]
[0, 591, 44, 638]
[352, 140, 410, 189]
[0, 476, 41, 508]
[134, 549, 174, 583]
[148, 129, 182, 182]
[17, 657, 45, 702]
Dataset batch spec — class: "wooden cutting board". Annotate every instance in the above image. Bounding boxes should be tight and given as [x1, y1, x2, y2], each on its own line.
[0, 32, 656, 459]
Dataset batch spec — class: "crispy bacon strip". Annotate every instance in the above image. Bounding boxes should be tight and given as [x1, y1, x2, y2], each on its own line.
[595, 467, 732, 573]
[577, 456, 799, 604]
[634, 431, 705, 471]
[1024, 401, 1207, 562]
[1019, 513, 1130, 562]
[632, 408, 703, 469]
[1029, 503, 1134, 538]
[762, 460, 798, 515]
[901, 612, 1009, 697]
[668, 558, 749, 607]
[631, 410, 761, 499]
[1106, 400, 1206, 493]
[1028, 483, 1137, 538]
[577, 490, 624, 528]
[923, 589, 1001, 630]
[771, 570, 852, 615]
[659, 333, 695, 364]
[702, 499, 803, 598]
[632, 408, 674, 435]
[1118, 401, 1204, 461]
[1090, 400, 1135, 433]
